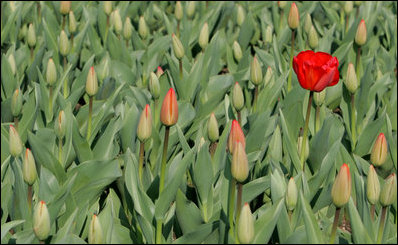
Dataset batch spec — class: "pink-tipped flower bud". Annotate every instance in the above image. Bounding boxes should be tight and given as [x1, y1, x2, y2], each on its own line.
[9, 125, 23, 157]
[23, 148, 38, 185]
[380, 173, 397, 207]
[331, 163, 351, 208]
[33, 201, 51, 241]
[137, 104, 152, 142]
[88, 214, 103, 244]
[160, 88, 178, 126]
[86, 67, 98, 97]
[370, 133, 388, 167]
[228, 120, 245, 154]
[355, 19, 367, 46]
[54, 110, 67, 139]
[237, 203, 254, 244]
[288, 3, 299, 29]
[156, 66, 164, 78]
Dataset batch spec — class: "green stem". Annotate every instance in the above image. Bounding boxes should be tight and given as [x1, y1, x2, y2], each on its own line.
[30, 47, 34, 61]
[105, 15, 109, 45]
[179, 59, 183, 80]
[330, 208, 341, 244]
[370, 204, 375, 221]
[28, 185, 33, 214]
[279, 10, 284, 33]
[209, 141, 217, 159]
[237, 111, 241, 126]
[87, 96, 93, 141]
[63, 56, 68, 98]
[351, 93, 356, 151]
[14, 117, 19, 130]
[177, 20, 180, 37]
[356, 46, 361, 87]
[37, 1, 41, 23]
[228, 178, 236, 238]
[300, 91, 313, 172]
[49, 86, 53, 116]
[138, 141, 145, 185]
[340, 9, 345, 39]
[288, 210, 293, 223]
[235, 183, 243, 231]
[71, 32, 74, 50]
[58, 137, 63, 165]
[253, 85, 258, 113]
[287, 29, 295, 92]
[315, 105, 320, 133]
[62, 15, 66, 31]
[377, 206, 388, 244]
[345, 14, 349, 34]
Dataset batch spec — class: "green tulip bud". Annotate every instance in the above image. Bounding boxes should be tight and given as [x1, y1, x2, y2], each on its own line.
[250, 56, 263, 86]
[69, 11, 77, 33]
[199, 22, 209, 50]
[236, 4, 245, 26]
[186, 1, 195, 19]
[11, 89, 23, 117]
[344, 63, 358, 94]
[232, 82, 244, 112]
[355, 19, 367, 46]
[88, 214, 103, 244]
[86, 66, 98, 97]
[278, 1, 287, 9]
[123, 17, 133, 40]
[172, 33, 184, 59]
[354, 1, 362, 6]
[103, 1, 112, 16]
[380, 173, 397, 207]
[18, 24, 28, 41]
[304, 13, 313, 34]
[207, 113, 219, 143]
[23, 148, 38, 185]
[175, 1, 183, 21]
[9, 125, 23, 157]
[33, 201, 51, 241]
[149, 72, 160, 99]
[288, 3, 299, 29]
[231, 141, 249, 183]
[232, 41, 242, 62]
[308, 25, 318, 49]
[54, 110, 67, 139]
[297, 133, 309, 162]
[97, 55, 110, 82]
[265, 25, 273, 44]
[237, 203, 254, 244]
[264, 66, 273, 86]
[27, 23, 36, 48]
[286, 177, 298, 211]
[9, 1, 16, 12]
[59, 30, 69, 57]
[8, 54, 16, 76]
[370, 133, 388, 167]
[313, 90, 326, 107]
[137, 104, 152, 142]
[113, 10, 122, 35]
[366, 165, 380, 205]
[138, 16, 148, 40]
[331, 163, 351, 208]
[46, 58, 57, 86]
[344, 1, 353, 14]
[60, 1, 71, 15]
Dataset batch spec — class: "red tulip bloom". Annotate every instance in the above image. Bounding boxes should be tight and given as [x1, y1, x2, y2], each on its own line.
[293, 50, 339, 92]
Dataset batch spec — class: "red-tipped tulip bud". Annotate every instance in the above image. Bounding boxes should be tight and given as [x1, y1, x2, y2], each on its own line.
[9, 125, 23, 157]
[138, 16, 148, 40]
[237, 203, 254, 244]
[232, 82, 244, 112]
[175, 1, 183, 21]
[199, 22, 209, 50]
[59, 30, 70, 56]
[380, 173, 397, 207]
[60, 1, 71, 15]
[88, 214, 103, 244]
[46, 58, 57, 86]
[250, 56, 263, 86]
[370, 133, 388, 167]
[86, 67, 98, 97]
[331, 163, 351, 208]
[355, 19, 367, 46]
[23, 148, 38, 185]
[156, 66, 164, 78]
[149, 72, 160, 99]
[366, 165, 380, 205]
[54, 110, 67, 139]
[103, 1, 112, 16]
[69, 11, 77, 33]
[313, 90, 326, 107]
[137, 104, 152, 142]
[236, 4, 245, 26]
[288, 3, 299, 29]
[286, 177, 298, 211]
[232, 41, 242, 62]
[33, 201, 51, 241]
[207, 113, 219, 143]
[27, 23, 36, 48]
[172, 34, 185, 59]
[11, 89, 23, 117]
[160, 88, 178, 126]
[228, 120, 245, 154]
[231, 141, 249, 182]
[344, 63, 358, 94]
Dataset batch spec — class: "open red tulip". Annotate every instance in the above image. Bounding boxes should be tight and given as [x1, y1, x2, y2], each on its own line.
[293, 50, 339, 92]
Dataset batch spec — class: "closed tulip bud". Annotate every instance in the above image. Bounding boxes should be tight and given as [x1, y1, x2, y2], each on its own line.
[380, 173, 397, 207]
[331, 163, 351, 208]
[355, 19, 367, 46]
[264, 66, 273, 86]
[278, 1, 287, 9]
[251, 56, 263, 86]
[199, 22, 209, 50]
[288, 3, 299, 30]
[172, 33, 184, 59]
[59, 30, 69, 56]
[9, 1, 16, 12]
[366, 165, 380, 205]
[186, 1, 195, 19]
[149, 72, 160, 99]
[207, 113, 219, 143]
[370, 133, 388, 167]
[308, 25, 318, 49]
[344, 63, 358, 94]
[344, 1, 353, 14]
[228, 120, 246, 154]
[137, 105, 152, 142]
[88, 214, 103, 244]
[97, 55, 110, 81]
[103, 1, 112, 16]
[18, 24, 28, 41]
[9, 125, 23, 157]
[113, 10, 122, 35]
[54, 110, 67, 139]
[156, 66, 164, 78]
[232, 41, 242, 62]
[265, 25, 273, 44]
[23, 149, 38, 185]
[232, 82, 244, 111]
[69, 11, 77, 33]
[160, 88, 178, 126]
[175, 1, 183, 21]
[237, 203, 254, 244]
[46, 58, 57, 86]
[304, 13, 313, 34]
[86, 67, 98, 97]
[11, 89, 23, 117]
[8, 54, 16, 76]
[123, 17, 133, 40]
[354, 1, 362, 6]
[231, 141, 249, 182]
[286, 177, 298, 211]
[236, 4, 245, 26]
[297, 134, 309, 161]
[60, 1, 71, 15]
[313, 90, 326, 107]
[33, 201, 51, 241]
[27, 23, 36, 48]
[138, 16, 148, 40]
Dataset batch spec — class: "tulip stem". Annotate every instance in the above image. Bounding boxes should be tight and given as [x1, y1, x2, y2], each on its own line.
[287, 29, 295, 92]
[253, 85, 259, 113]
[63, 56, 68, 98]
[377, 206, 388, 244]
[228, 178, 236, 238]
[62, 15, 66, 31]
[315, 105, 321, 133]
[138, 141, 145, 185]
[14, 117, 19, 130]
[237, 111, 241, 126]
[370, 204, 375, 221]
[179, 59, 183, 80]
[300, 91, 313, 171]
[87, 96, 93, 141]
[209, 142, 217, 159]
[350, 93, 356, 151]
[156, 219, 163, 244]
[330, 207, 341, 244]
[105, 15, 109, 45]
[58, 137, 63, 165]
[30, 47, 34, 61]
[356, 46, 361, 87]
[279, 10, 284, 33]
[345, 14, 349, 34]
[288, 210, 293, 223]
[71, 32, 74, 49]
[177, 21, 180, 37]
[49, 85, 53, 116]
[37, 1, 41, 23]
[236, 183, 243, 227]
[28, 184, 33, 213]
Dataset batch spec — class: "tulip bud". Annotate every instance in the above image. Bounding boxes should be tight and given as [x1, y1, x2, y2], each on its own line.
[199, 22, 209, 50]
[138, 16, 148, 40]
[231, 141, 249, 182]
[123, 17, 133, 40]
[160, 88, 178, 126]
[297, 133, 309, 161]
[137, 105, 152, 142]
[69, 11, 77, 33]
[370, 133, 388, 167]
[207, 113, 219, 143]
[8, 54, 16, 76]
[23, 148, 38, 185]
[156, 66, 164, 78]
[60, 1, 71, 15]
[149, 72, 160, 99]
[308, 25, 318, 49]
[344, 1, 353, 14]
[103, 1, 112, 16]
[54, 110, 67, 139]
[304, 13, 313, 34]
[11, 89, 23, 117]
[172, 33, 184, 59]
[86, 67, 98, 97]
[9, 125, 23, 157]
[46, 58, 57, 86]
[228, 120, 246, 154]
[354, 1, 362, 6]
[313, 90, 326, 107]
[9, 1, 16, 12]
[186, 1, 195, 19]
[33, 201, 51, 241]
[59, 30, 69, 57]
[232, 41, 242, 62]
[366, 165, 380, 205]
[264, 66, 273, 86]
[175, 1, 183, 21]
[27, 23, 36, 48]
[250, 56, 263, 86]
[232, 82, 244, 112]
[18, 24, 28, 41]
[278, 1, 287, 9]
[380, 173, 397, 207]
[88, 214, 103, 244]
[288, 3, 299, 30]
[286, 177, 298, 211]
[236, 4, 245, 26]
[355, 19, 367, 46]
[343, 63, 358, 94]
[237, 203, 254, 244]
[97, 55, 110, 82]
[113, 10, 122, 35]
[265, 25, 273, 44]
[331, 163, 351, 208]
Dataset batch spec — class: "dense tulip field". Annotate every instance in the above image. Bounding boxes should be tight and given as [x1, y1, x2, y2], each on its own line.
[1, 1, 397, 244]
